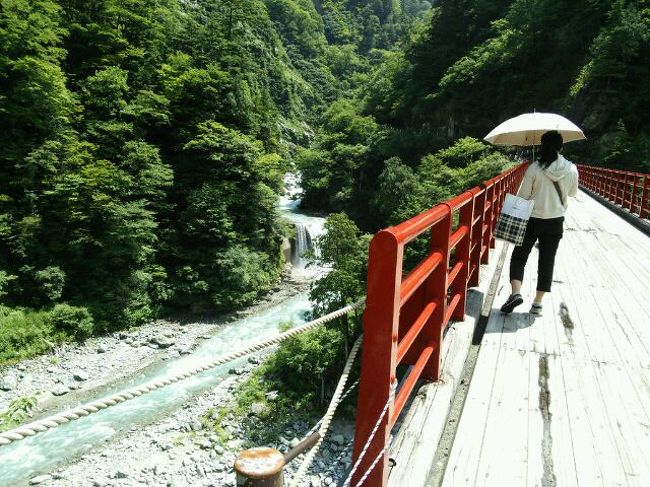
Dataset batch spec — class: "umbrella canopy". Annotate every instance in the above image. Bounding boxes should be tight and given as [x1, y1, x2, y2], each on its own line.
[484, 112, 586, 146]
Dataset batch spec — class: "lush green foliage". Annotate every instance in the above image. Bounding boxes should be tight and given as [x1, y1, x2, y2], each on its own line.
[262, 214, 369, 407]
[364, 0, 649, 168]
[0, 0, 424, 360]
[0, 306, 56, 363]
[0, 396, 38, 432]
[204, 363, 316, 447]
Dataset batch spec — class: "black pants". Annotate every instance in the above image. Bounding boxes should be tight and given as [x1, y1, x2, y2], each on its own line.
[509, 217, 564, 292]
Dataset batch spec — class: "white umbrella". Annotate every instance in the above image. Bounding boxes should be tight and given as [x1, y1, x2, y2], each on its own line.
[484, 112, 586, 146]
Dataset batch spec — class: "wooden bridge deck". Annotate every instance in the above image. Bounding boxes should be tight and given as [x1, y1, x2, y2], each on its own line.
[440, 189, 650, 487]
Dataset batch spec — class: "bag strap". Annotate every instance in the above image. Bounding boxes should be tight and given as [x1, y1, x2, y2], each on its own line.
[551, 180, 565, 207]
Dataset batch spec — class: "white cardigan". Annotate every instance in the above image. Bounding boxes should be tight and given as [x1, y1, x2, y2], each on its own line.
[517, 155, 579, 219]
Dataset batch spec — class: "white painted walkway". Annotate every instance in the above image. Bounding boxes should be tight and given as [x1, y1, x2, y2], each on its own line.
[442, 190, 650, 487]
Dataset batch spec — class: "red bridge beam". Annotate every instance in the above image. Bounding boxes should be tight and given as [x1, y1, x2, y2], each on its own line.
[352, 163, 528, 487]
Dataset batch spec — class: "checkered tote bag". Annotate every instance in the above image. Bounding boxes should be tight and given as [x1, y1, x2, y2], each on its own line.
[494, 194, 535, 246]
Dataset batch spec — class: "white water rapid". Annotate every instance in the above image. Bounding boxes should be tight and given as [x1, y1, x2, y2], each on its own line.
[0, 174, 327, 486]
[279, 174, 326, 273]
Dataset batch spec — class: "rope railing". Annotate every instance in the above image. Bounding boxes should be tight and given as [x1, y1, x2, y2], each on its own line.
[0, 298, 365, 448]
[289, 335, 363, 486]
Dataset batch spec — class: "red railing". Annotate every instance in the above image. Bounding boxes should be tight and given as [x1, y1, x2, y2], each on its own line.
[578, 164, 650, 220]
[351, 163, 528, 486]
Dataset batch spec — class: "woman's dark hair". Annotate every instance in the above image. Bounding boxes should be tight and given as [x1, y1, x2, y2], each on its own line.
[538, 130, 563, 168]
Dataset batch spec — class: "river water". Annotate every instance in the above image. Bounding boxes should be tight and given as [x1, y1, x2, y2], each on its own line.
[0, 175, 326, 486]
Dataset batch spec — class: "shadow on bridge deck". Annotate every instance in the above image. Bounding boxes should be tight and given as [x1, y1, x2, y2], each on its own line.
[390, 189, 650, 487]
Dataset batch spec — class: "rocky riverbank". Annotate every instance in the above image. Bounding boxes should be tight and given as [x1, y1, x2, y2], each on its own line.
[0, 274, 306, 414]
[26, 362, 354, 487]
[1, 271, 355, 487]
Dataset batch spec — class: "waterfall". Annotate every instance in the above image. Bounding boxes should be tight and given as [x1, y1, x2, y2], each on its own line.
[292, 223, 312, 268]
[280, 173, 326, 275]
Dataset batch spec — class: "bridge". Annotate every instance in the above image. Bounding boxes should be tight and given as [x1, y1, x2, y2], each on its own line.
[352, 163, 650, 487]
[1, 164, 648, 487]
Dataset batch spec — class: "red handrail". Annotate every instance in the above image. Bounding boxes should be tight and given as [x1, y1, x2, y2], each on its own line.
[351, 162, 528, 487]
[577, 165, 650, 220]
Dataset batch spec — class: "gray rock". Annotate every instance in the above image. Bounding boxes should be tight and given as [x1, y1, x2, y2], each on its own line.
[29, 475, 52, 485]
[228, 368, 245, 375]
[214, 445, 225, 455]
[96, 345, 107, 353]
[249, 402, 266, 416]
[332, 434, 346, 446]
[289, 437, 301, 449]
[51, 384, 70, 396]
[247, 356, 261, 365]
[73, 370, 89, 381]
[92, 478, 108, 487]
[115, 470, 128, 479]
[150, 335, 175, 349]
[0, 373, 18, 391]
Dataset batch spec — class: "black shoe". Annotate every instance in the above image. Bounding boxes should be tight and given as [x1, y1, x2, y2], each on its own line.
[500, 293, 523, 314]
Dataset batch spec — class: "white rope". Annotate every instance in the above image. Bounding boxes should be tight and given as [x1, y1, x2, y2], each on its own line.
[302, 378, 359, 440]
[354, 435, 393, 487]
[290, 336, 363, 486]
[0, 298, 365, 448]
[341, 382, 397, 487]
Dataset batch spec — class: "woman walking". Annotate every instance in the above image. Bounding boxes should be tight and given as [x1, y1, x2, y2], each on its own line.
[500, 130, 579, 315]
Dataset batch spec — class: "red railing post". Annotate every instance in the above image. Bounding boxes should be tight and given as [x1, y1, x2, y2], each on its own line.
[424, 209, 451, 380]
[482, 183, 495, 261]
[630, 173, 641, 213]
[468, 187, 485, 288]
[617, 171, 625, 205]
[639, 174, 650, 218]
[449, 196, 473, 322]
[352, 231, 400, 487]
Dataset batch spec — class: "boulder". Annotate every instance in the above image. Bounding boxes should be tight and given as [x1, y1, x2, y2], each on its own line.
[51, 384, 70, 396]
[150, 335, 175, 349]
[72, 370, 89, 381]
[0, 373, 18, 391]
[29, 475, 52, 485]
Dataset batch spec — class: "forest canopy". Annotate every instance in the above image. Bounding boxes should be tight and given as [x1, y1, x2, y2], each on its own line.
[0, 0, 647, 363]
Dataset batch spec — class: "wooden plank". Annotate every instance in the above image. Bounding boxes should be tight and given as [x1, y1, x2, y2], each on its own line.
[474, 348, 530, 487]
[389, 242, 509, 487]
[440, 334, 504, 486]
[554, 245, 634, 486]
[437, 190, 650, 487]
